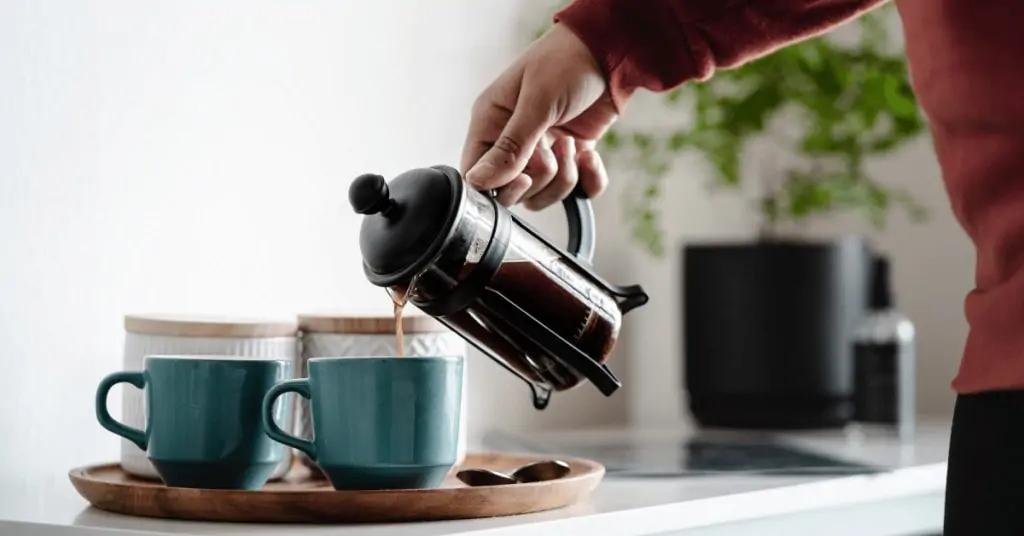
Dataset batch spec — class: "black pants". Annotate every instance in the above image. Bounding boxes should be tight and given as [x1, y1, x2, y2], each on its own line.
[945, 390, 1024, 534]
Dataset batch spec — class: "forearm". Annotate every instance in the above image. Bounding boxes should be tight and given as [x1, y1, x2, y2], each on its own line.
[555, 0, 887, 110]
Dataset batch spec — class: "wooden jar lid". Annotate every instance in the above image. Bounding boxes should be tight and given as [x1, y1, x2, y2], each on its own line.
[124, 314, 299, 338]
[297, 312, 448, 334]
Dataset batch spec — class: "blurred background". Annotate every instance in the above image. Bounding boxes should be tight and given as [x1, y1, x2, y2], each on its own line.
[0, 0, 969, 495]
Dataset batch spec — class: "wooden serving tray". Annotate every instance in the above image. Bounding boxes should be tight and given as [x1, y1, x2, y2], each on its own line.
[69, 452, 604, 523]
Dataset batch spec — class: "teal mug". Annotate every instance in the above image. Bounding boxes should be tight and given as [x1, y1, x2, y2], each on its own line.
[96, 355, 292, 490]
[262, 356, 463, 490]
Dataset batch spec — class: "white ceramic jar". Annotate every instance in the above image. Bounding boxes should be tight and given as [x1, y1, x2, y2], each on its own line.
[120, 314, 300, 480]
[297, 313, 469, 468]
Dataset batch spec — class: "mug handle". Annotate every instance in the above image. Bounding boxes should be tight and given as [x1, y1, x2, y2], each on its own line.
[95, 371, 148, 451]
[262, 379, 317, 461]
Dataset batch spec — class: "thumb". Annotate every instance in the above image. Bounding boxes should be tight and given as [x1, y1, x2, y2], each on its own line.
[465, 91, 554, 190]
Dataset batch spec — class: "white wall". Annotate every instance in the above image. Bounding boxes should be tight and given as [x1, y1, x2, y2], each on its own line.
[0, 0, 623, 495]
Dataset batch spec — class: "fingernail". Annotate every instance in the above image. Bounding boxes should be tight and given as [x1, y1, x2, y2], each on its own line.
[465, 163, 492, 188]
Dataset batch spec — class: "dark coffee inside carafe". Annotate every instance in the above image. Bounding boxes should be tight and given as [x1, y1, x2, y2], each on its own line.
[403, 250, 619, 391]
[470, 260, 617, 384]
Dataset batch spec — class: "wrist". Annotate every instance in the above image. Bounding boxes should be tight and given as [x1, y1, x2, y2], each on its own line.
[544, 22, 607, 91]
[553, 0, 633, 112]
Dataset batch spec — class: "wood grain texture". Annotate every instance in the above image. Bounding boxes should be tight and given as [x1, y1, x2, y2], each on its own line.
[297, 313, 448, 334]
[68, 452, 604, 524]
[124, 314, 298, 338]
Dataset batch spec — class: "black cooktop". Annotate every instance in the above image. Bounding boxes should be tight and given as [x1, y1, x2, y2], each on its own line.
[484, 431, 880, 477]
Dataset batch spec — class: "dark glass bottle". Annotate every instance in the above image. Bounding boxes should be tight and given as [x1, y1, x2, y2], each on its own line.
[852, 254, 916, 439]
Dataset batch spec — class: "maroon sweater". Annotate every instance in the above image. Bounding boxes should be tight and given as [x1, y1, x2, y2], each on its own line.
[555, 0, 1024, 394]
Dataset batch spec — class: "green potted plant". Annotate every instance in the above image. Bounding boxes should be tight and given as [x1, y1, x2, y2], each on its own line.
[603, 7, 926, 255]
[533, 3, 928, 428]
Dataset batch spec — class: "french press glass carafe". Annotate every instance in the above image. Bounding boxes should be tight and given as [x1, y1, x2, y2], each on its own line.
[349, 165, 648, 409]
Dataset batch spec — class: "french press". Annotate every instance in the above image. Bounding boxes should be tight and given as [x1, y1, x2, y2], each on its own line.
[348, 165, 648, 409]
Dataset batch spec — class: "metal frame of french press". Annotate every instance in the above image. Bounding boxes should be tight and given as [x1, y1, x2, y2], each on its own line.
[412, 166, 649, 410]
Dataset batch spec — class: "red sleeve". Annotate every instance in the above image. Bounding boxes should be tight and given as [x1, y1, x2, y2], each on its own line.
[554, 0, 887, 111]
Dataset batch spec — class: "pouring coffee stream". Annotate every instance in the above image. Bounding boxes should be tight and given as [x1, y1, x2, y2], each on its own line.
[393, 301, 405, 357]
[350, 165, 648, 408]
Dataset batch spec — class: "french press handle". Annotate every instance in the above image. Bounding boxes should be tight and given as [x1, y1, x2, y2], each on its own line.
[562, 184, 596, 263]
[491, 182, 596, 263]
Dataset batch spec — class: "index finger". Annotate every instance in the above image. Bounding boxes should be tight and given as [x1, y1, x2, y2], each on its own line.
[460, 98, 512, 176]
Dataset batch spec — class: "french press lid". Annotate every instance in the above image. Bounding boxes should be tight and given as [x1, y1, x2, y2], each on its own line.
[349, 166, 462, 287]
[351, 164, 599, 280]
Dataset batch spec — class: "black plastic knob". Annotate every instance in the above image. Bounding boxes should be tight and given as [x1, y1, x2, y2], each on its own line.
[349, 173, 393, 215]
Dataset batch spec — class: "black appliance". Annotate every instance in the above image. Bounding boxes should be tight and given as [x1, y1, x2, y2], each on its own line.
[684, 237, 872, 428]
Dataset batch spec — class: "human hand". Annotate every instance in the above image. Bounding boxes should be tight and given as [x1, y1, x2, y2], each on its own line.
[460, 23, 617, 210]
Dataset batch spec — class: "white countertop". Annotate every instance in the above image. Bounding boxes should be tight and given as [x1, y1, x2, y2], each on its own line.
[0, 419, 951, 536]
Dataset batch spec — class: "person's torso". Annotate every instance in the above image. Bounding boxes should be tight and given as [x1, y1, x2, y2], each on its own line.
[897, 0, 1024, 128]
[896, 0, 1024, 392]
